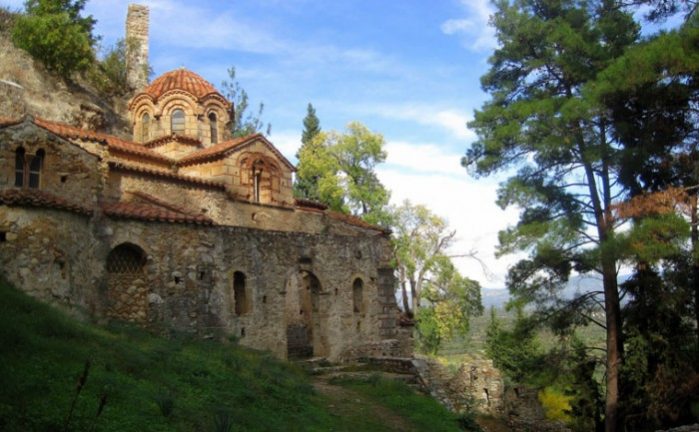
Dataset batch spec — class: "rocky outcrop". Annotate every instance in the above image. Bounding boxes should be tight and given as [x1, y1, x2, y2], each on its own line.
[0, 33, 130, 136]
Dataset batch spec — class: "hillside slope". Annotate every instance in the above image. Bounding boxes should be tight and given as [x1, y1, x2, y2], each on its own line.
[0, 16, 130, 137]
[0, 280, 465, 431]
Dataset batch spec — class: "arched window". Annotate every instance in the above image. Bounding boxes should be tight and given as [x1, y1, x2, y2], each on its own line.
[14, 147, 25, 187]
[252, 160, 263, 203]
[171, 108, 185, 134]
[234, 271, 249, 316]
[15, 147, 43, 189]
[141, 113, 150, 142]
[353, 278, 364, 313]
[106, 243, 146, 274]
[208, 112, 218, 144]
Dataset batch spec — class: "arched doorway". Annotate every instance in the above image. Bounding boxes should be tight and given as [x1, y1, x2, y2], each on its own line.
[105, 243, 147, 322]
[285, 270, 327, 358]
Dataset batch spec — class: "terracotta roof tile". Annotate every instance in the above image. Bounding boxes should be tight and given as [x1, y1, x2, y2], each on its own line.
[295, 198, 328, 211]
[326, 210, 391, 235]
[144, 134, 203, 149]
[142, 68, 224, 102]
[34, 117, 173, 165]
[0, 117, 23, 127]
[176, 135, 253, 166]
[127, 190, 202, 216]
[103, 201, 213, 225]
[108, 161, 226, 191]
[0, 188, 93, 216]
[176, 134, 296, 171]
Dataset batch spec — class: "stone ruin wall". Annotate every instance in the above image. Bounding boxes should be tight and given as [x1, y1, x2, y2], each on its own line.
[0, 202, 404, 362]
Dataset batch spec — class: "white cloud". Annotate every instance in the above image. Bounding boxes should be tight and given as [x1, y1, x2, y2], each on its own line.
[377, 167, 520, 287]
[441, 0, 497, 52]
[268, 129, 301, 163]
[362, 103, 476, 141]
[384, 140, 464, 176]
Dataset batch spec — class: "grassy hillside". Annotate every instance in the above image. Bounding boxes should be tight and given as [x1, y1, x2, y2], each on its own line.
[0, 279, 466, 431]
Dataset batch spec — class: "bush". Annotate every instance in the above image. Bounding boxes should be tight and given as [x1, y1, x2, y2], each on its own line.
[11, 0, 97, 77]
[88, 39, 130, 96]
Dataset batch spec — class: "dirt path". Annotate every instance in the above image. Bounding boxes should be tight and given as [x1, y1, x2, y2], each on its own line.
[312, 377, 419, 432]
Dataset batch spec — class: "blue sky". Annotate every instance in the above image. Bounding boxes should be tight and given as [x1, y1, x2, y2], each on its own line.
[3, 0, 523, 287]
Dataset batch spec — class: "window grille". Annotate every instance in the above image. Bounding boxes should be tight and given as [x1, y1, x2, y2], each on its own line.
[106, 244, 145, 273]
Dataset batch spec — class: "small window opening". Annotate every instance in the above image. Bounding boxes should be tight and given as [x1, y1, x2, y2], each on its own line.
[14, 147, 25, 187]
[208, 112, 218, 144]
[241, 327, 246, 337]
[233, 271, 249, 316]
[174, 276, 182, 284]
[28, 149, 44, 189]
[171, 108, 185, 134]
[353, 278, 364, 313]
[262, 295, 267, 304]
[198, 271, 206, 280]
[356, 321, 361, 333]
[0, 232, 6, 242]
[60, 175, 68, 183]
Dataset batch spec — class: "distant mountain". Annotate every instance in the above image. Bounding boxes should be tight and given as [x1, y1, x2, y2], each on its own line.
[480, 275, 616, 309]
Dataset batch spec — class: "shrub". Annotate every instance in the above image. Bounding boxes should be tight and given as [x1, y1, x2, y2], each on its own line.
[538, 386, 572, 423]
[11, 0, 96, 77]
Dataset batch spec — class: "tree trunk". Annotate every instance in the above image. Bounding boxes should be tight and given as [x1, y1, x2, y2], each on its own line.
[410, 278, 418, 313]
[602, 258, 623, 432]
[400, 280, 411, 315]
[691, 193, 699, 353]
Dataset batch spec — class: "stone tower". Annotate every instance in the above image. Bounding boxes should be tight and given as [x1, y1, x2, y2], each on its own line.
[125, 4, 149, 91]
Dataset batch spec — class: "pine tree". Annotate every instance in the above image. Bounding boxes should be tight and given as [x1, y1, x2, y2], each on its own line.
[301, 103, 320, 146]
[464, 1, 638, 429]
[294, 103, 322, 200]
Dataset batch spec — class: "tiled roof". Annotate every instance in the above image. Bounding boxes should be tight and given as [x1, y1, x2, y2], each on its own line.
[0, 188, 93, 216]
[34, 117, 173, 165]
[127, 190, 203, 216]
[176, 133, 296, 171]
[144, 134, 203, 149]
[103, 201, 213, 225]
[326, 211, 391, 235]
[295, 198, 328, 211]
[0, 117, 22, 127]
[176, 135, 254, 166]
[108, 161, 227, 191]
[142, 68, 224, 102]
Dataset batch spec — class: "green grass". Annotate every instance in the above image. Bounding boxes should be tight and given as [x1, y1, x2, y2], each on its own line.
[329, 375, 473, 431]
[0, 279, 468, 431]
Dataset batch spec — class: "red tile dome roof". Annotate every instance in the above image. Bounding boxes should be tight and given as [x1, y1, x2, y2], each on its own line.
[141, 68, 224, 102]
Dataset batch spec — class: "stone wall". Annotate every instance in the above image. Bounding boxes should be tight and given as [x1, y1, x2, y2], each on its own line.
[0, 203, 405, 362]
[0, 122, 105, 204]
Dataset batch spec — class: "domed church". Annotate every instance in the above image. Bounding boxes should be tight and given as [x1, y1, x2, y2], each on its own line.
[0, 4, 410, 361]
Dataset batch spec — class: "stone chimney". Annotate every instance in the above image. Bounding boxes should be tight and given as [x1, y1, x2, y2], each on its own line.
[125, 4, 149, 90]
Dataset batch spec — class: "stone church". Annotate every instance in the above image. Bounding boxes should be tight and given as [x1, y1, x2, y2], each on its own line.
[0, 5, 409, 361]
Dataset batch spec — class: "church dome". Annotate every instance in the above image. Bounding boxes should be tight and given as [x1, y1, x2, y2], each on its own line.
[142, 68, 223, 102]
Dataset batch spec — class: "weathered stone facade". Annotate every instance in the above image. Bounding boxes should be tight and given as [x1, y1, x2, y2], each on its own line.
[0, 5, 409, 361]
[125, 5, 149, 90]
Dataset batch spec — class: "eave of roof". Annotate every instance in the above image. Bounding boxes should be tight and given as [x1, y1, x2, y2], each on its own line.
[102, 201, 213, 225]
[108, 161, 227, 191]
[143, 134, 203, 149]
[176, 133, 296, 171]
[325, 210, 391, 235]
[33, 117, 173, 166]
[0, 188, 93, 216]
